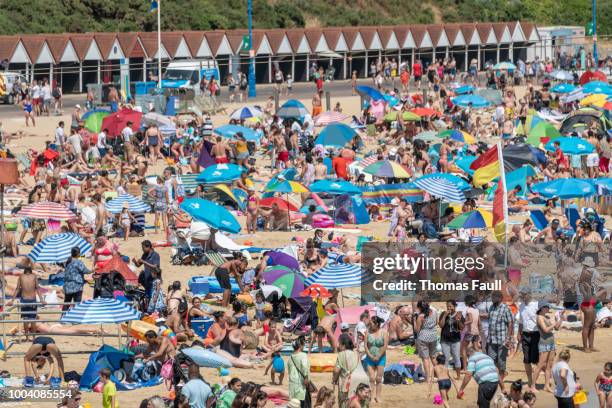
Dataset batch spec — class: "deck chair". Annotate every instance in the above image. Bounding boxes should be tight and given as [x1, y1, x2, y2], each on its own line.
[16, 153, 30, 171]
[529, 209, 548, 241]
[204, 251, 226, 267]
[565, 207, 580, 231]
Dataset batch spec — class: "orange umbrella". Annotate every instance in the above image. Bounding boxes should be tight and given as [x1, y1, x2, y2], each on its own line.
[300, 284, 332, 298]
[410, 107, 441, 117]
[259, 197, 299, 211]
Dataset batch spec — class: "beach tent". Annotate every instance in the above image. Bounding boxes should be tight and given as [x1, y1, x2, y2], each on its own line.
[80, 345, 161, 390]
[333, 195, 369, 224]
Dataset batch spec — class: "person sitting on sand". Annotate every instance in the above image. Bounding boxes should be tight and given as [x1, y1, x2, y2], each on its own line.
[216, 317, 262, 369]
[262, 319, 283, 354]
[204, 311, 227, 347]
[309, 315, 337, 352]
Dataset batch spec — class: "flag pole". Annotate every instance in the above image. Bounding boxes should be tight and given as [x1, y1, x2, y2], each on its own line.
[157, 0, 162, 88]
[497, 142, 509, 268]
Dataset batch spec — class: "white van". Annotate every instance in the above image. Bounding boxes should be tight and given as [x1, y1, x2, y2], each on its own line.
[162, 60, 219, 90]
[0, 72, 28, 104]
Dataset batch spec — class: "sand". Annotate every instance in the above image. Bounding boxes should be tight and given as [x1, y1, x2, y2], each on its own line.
[0, 90, 609, 408]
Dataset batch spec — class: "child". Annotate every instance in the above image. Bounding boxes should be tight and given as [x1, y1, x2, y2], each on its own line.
[119, 203, 135, 241]
[429, 354, 457, 408]
[315, 386, 334, 408]
[264, 351, 285, 385]
[595, 362, 612, 408]
[263, 319, 283, 354]
[254, 291, 266, 321]
[100, 368, 118, 408]
[517, 391, 536, 407]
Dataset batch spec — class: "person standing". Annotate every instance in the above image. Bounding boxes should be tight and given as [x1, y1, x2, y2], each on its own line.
[415, 301, 438, 383]
[518, 288, 540, 392]
[42, 79, 52, 116]
[181, 364, 212, 408]
[108, 86, 119, 112]
[61, 247, 91, 311]
[21, 95, 35, 127]
[459, 346, 500, 408]
[532, 302, 562, 393]
[100, 368, 118, 408]
[439, 300, 464, 379]
[552, 349, 578, 408]
[364, 316, 388, 404]
[133, 240, 161, 306]
[55, 121, 65, 150]
[7, 266, 46, 341]
[97, 127, 107, 157]
[288, 336, 312, 408]
[486, 290, 513, 392]
[70, 104, 81, 131]
[31, 80, 41, 116]
[333, 334, 367, 408]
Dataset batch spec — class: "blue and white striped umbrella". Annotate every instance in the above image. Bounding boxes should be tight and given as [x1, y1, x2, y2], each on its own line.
[61, 298, 141, 324]
[229, 106, 263, 121]
[28, 233, 92, 264]
[305, 263, 372, 289]
[105, 194, 151, 214]
[413, 177, 466, 202]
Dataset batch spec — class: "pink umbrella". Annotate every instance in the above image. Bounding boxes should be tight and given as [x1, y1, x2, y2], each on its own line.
[17, 202, 75, 220]
[369, 100, 385, 119]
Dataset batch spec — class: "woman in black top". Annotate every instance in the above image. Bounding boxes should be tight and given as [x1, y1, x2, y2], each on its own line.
[438, 300, 464, 379]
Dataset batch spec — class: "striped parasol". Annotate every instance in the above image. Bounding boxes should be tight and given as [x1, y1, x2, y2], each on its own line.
[17, 201, 75, 220]
[362, 160, 411, 178]
[413, 177, 466, 202]
[105, 194, 151, 214]
[305, 263, 372, 289]
[28, 233, 92, 264]
[314, 111, 349, 126]
[61, 298, 141, 324]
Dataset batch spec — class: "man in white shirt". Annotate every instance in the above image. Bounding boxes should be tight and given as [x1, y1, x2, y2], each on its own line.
[55, 121, 65, 149]
[121, 122, 134, 159]
[518, 288, 540, 391]
[97, 128, 107, 157]
[42, 81, 52, 116]
[67, 129, 83, 158]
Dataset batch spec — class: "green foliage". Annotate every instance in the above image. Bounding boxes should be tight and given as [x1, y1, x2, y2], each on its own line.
[0, 0, 608, 35]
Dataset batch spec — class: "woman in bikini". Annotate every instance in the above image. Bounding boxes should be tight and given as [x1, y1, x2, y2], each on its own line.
[246, 188, 259, 234]
[204, 311, 227, 347]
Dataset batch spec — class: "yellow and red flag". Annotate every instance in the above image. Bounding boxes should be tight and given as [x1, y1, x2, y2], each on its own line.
[470, 146, 500, 187]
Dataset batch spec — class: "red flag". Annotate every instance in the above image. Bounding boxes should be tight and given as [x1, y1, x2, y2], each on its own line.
[493, 178, 506, 242]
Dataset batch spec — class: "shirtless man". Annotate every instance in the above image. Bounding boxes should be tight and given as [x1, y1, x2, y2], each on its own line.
[309, 315, 337, 352]
[535, 218, 562, 244]
[211, 136, 230, 164]
[100, 147, 121, 170]
[274, 131, 288, 170]
[140, 330, 176, 363]
[92, 193, 108, 236]
[388, 305, 413, 345]
[314, 157, 328, 180]
[267, 203, 288, 231]
[7, 267, 46, 340]
[107, 86, 119, 112]
[60, 179, 78, 214]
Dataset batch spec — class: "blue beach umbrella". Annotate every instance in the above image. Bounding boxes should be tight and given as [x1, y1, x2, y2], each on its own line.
[455, 85, 474, 95]
[551, 83, 576, 94]
[196, 164, 245, 184]
[413, 177, 466, 202]
[531, 178, 595, 199]
[355, 85, 384, 101]
[61, 298, 141, 324]
[277, 99, 309, 120]
[583, 81, 612, 95]
[591, 178, 612, 192]
[214, 125, 260, 142]
[493, 61, 516, 70]
[315, 123, 357, 147]
[105, 194, 151, 214]
[305, 263, 372, 289]
[229, 106, 263, 121]
[452, 94, 491, 108]
[415, 173, 472, 191]
[447, 210, 487, 229]
[180, 198, 241, 233]
[309, 179, 361, 195]
[544, 137, 595, 155]
[489, 165, 537, 199]
[28, 233, 92, 264]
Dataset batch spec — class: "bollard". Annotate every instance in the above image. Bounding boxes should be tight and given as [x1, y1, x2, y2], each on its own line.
[325, 91, 331, 111]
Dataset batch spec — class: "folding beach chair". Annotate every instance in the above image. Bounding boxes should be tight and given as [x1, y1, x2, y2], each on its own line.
[529, 209, 548, 241]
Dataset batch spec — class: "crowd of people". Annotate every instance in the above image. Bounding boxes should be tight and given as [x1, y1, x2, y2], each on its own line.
[0, 46, 611, 408]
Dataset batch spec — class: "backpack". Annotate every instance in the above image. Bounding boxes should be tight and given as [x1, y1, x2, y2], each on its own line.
[383, 370, 405, 385]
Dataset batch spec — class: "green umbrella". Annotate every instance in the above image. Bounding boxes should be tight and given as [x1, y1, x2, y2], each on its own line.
[383, 111, 421, 122]
[84, 111, 110, 133]
[527, 121, 561, 146]
[262, 266, 305, 298]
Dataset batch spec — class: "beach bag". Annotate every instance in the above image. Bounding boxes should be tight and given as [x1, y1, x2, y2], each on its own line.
[161, 358, 174, 389]
[383, 369, 405, 385]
